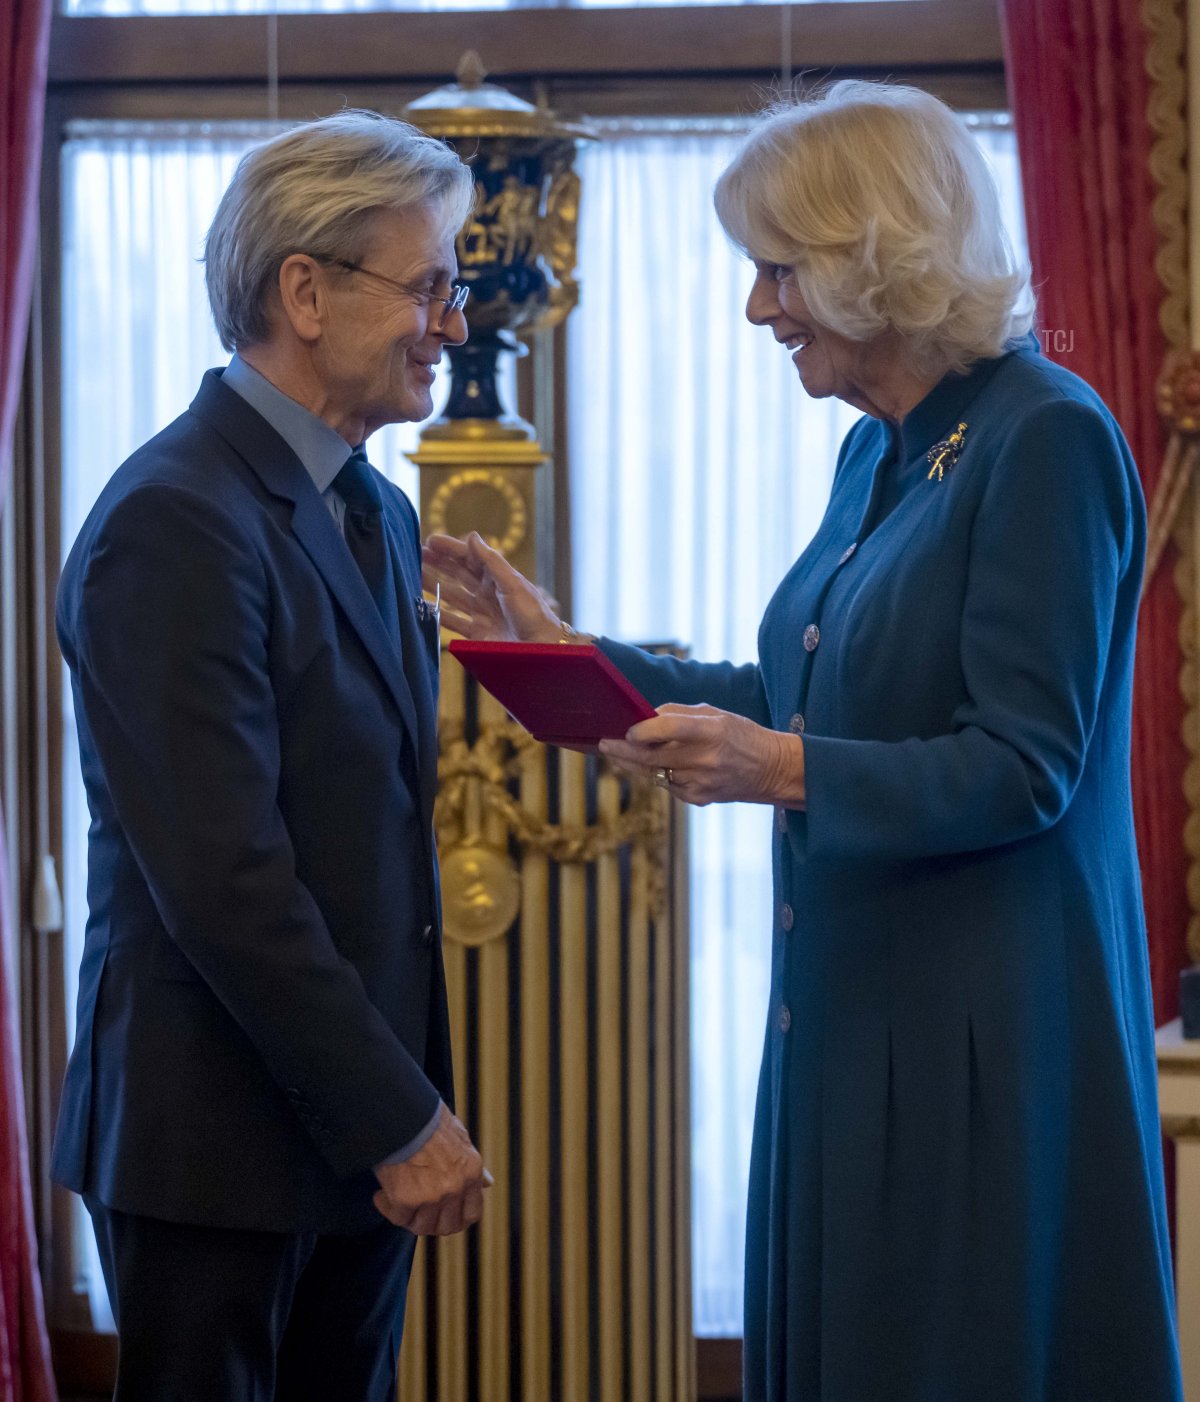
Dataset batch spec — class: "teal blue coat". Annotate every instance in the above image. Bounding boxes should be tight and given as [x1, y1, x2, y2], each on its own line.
[602, 338, 1182, 1401]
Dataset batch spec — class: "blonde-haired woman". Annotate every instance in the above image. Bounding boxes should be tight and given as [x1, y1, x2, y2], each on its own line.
[425, 82, 1183, 1400]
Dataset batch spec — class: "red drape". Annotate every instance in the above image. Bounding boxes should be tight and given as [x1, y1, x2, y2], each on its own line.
[0, 0, 58, 1398]
[1001, 0, 1190, 1024]
[0, 818, 54, 1402]
[1, 0, 52, 495]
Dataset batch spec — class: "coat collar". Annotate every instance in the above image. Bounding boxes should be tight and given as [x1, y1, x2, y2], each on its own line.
[188, 369, 423, 750]
[891, 333, 1037, 467]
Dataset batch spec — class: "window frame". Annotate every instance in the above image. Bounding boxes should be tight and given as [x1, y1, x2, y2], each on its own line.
[50, 1, 1003, 88]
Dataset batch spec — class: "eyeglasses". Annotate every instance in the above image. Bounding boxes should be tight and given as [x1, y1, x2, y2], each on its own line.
[316, 256, 470, 328]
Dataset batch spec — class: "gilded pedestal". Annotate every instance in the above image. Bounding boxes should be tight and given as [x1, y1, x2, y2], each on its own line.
[397, 657, 694, 1402]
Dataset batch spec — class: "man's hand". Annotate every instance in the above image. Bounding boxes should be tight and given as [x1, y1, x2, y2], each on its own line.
[373, 1103, 493, 1236]
[422, 531, 562, 643]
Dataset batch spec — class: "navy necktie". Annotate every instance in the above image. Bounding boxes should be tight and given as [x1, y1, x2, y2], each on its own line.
[333, 448, 392, 625]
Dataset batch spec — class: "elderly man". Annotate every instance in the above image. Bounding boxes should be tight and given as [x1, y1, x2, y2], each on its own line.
[51, 111, 487, 1401]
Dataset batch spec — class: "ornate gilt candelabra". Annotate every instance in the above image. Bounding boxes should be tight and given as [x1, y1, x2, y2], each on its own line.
[398, 58, 695, 1402]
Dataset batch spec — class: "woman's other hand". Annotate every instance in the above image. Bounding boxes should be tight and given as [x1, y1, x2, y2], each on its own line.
[422, 531, 563, 643]
[600, 703, 806, 809]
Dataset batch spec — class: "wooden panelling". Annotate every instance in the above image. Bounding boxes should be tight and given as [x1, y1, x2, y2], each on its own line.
[696, 1338, 742, 1400]
[50, 1329, 119, 1396]
[48, 0, 1002, 87]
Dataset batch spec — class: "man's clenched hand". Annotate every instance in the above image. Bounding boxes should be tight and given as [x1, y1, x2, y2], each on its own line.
[374, 1104, 493, 1236]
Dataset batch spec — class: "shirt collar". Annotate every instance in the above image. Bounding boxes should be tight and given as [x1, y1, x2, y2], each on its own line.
[221, 354, 354, 494]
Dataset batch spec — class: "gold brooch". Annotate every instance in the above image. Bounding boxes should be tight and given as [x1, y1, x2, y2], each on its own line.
[926, 421, 969, 481]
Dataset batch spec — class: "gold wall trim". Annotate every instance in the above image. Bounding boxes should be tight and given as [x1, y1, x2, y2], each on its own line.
[437, 717, 667, 887]
[1145, 0, 1190, 348]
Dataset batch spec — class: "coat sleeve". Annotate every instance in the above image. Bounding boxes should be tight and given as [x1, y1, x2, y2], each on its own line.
[597, 637, 772, 726]
[801, 396, 1139, 863]
[67, 481, 439, 1178]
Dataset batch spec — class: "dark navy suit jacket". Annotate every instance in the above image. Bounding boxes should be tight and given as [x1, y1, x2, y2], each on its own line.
[52, 369, 451, 1234]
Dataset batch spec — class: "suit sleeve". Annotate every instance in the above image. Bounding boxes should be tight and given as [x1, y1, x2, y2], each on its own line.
[597, 638, 772, 726]
[801, 397, 1138, 862]
[69, 482, 439, 1178]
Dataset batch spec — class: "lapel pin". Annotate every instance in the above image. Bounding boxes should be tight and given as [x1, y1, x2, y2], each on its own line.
[416, 584, 441, 625]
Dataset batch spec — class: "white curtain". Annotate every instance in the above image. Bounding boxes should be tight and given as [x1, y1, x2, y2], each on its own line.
[568, 117, 1026, 1336]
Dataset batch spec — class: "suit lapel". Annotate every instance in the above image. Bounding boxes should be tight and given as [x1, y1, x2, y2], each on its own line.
[188, 371, 422, 750]
[383, 500, 439, 812]
[290, 493, 421, 746]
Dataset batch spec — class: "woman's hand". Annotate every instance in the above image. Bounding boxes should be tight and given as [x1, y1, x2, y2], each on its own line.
[600, 703, 806, 809]
[422, 531, 563, 643]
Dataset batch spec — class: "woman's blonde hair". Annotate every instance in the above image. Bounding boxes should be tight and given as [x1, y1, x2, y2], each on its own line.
[204, 110, 474, 352]
[714, 82, 1033, 374]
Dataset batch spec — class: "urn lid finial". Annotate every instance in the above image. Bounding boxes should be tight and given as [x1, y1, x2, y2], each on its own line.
[456, 50, 488, 89]
[403, 55, 595, 141]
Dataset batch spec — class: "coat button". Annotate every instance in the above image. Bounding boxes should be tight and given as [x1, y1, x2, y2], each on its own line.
[803, 624, 820, 652]
[422, 923, 434, 946]
[788, 713, 805, 735]
[778, 1005, 792, 1033]
[781, 903, 794, 932]
[838, 542, 858, 565]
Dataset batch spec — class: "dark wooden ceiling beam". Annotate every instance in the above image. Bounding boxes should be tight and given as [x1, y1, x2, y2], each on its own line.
[49, 0, 1002, 87]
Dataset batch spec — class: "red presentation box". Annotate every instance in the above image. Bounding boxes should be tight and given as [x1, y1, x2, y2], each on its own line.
[448, 640, 655, 750]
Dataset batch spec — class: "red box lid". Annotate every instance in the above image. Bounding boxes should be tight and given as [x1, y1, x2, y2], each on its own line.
[448, 640, 655, 748]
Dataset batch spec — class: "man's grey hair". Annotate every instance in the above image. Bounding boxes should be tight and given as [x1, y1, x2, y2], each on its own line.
[204, 110, 474, 352]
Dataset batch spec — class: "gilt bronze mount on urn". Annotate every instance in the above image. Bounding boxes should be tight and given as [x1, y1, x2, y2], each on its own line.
[402, 53, 594, 583]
